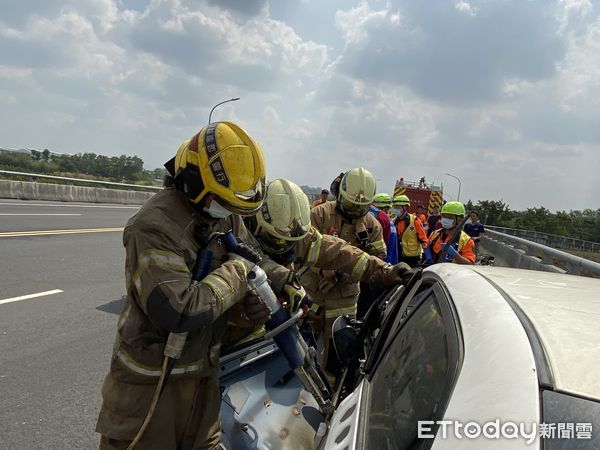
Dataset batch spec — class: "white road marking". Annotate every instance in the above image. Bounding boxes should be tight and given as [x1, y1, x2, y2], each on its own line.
[0, 213, 82, 216]
[0, 202, 139, 209]
[0, 289, 64, 306]
[0, 227, 124, 238]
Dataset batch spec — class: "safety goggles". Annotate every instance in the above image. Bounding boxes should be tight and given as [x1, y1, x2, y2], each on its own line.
[339, 198, 369, 219]
[212, 178, 266, 216]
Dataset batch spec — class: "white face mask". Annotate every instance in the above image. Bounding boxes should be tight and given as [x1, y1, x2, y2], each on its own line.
[441, 217, 455, 229]
[391, 207, 403, 217]
[203, 200, 232, 219]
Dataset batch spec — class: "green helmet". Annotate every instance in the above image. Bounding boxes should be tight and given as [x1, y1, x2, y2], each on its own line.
[392, 194, 410, 206]
[373, 193, 392, 208]
[441, 201, 465, 217]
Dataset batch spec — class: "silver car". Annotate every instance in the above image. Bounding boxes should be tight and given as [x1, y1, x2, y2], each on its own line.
[323, 265, 600, 449]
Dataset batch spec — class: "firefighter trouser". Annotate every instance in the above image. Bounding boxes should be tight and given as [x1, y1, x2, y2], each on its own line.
[310, 295, 358, 383]
[97, 369, 221, 450]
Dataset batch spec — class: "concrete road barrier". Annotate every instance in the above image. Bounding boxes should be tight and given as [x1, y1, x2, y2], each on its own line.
[0, 180, 155, 205]
[479, 236, 564, 274]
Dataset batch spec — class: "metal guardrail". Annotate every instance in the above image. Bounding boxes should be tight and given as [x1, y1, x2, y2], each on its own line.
[486, 225, 600, 253]
[485, 229, 600, 277]
[0, 169, 162, 191]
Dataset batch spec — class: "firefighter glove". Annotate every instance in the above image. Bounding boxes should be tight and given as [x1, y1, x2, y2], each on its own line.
[372, 262, 413, 286]
[283, 283, 312, 316]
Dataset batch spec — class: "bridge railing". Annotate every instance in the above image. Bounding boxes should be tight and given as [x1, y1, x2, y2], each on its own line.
[486, 225, 600, 253]
[0, 169, 163, 192]
[483, 229, 600, 278]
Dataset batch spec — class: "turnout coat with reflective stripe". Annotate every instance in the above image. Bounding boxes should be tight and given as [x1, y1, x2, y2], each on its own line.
[222, 227, 391, 348]
[110, 188, 288, 383]
[301, 201, 385, 302]
[296, 226, 387, 280]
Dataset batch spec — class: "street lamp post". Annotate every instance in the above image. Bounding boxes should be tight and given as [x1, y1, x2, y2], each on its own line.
[208, 97, 240, 124]
[445, 172, 461, 201]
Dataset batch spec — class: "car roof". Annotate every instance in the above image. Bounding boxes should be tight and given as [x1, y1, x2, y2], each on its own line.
[470, 266, 600, 400]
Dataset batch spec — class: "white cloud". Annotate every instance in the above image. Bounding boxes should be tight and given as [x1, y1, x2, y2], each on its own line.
[455, 0, 476, 16]
[0, 0, 598, 211]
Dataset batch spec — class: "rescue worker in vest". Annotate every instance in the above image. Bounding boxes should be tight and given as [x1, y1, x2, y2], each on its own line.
[391, 194, 429, 268]
[236, 179, 413, 342]
[300, 168, 387, 379]
[96, 122, 293, 450]
[424, 201, 476, 265]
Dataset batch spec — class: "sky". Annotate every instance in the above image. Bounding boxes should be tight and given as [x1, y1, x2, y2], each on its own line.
[0, 0, 599, 211]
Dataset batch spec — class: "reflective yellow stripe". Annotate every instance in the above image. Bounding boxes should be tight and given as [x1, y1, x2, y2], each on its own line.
[117, 300, 130, 331]
[132, 249, 189, 295]
[235, 326, 266, 345]
[458, 231, 471, 251]
[371, 239, 385, 250]
[231, 259, 248, 279]
[324, 304, 357, 319]
[125, 268, 131, 293]
[200, 274, 234, 310]
[351, 253, 369, 280]
[210, 275, 235, 309]
[305, 232, 323, 266]
[116, 349, 207, 377]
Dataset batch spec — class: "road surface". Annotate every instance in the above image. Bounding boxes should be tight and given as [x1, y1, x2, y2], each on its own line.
[0, 199, 138, 449]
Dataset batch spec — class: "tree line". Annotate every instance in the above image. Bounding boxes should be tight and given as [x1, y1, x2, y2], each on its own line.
[1, 150, 597, 243]
[0, 149, 165, 184]
[465, 199, 600, 244]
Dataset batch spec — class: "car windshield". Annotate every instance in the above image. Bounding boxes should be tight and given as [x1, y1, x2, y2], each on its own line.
[541, 390, 600, 449]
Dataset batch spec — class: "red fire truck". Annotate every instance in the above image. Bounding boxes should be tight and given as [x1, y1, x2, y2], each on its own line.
[393, 176, 443, 215]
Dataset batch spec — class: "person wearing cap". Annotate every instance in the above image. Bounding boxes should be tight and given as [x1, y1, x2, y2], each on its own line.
[312, 189, 330, 207]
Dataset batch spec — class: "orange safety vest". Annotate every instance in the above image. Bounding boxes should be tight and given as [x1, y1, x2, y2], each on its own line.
[429, 229, 474, 262]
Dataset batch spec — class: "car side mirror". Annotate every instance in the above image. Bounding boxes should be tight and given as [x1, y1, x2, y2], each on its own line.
[332, 315, 360, 365]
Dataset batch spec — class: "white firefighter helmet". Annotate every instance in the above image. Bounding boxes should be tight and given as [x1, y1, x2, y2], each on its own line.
[256, 178, 311, 254]
[338, 167, 377, 219]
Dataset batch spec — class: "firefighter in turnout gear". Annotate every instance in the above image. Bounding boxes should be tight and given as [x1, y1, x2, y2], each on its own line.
[249, 178, 412, 293]
[391, 194, 429, 268]
[300, 168, 389, 379]
[238, 178, 414, 344]
[96, 122, 290, 450]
